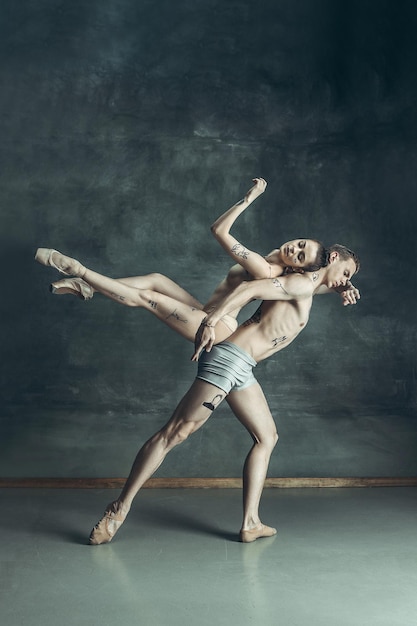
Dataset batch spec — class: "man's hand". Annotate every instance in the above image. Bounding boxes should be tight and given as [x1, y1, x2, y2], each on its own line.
[340, 284, 360, 306]
[244, 178, 267, 204]
[191, 321, 216, 362]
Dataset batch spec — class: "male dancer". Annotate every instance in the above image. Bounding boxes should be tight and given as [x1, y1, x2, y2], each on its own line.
[35, 244, 359, 544]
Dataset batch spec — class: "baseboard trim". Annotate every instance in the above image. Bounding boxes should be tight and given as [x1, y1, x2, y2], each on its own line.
[1, 477, 417, 489]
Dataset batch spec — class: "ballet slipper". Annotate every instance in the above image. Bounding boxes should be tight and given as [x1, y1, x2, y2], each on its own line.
[240, 524, 277, 543]
[89, 502, 128, 545]
[50, 277, 94, 300]
[35, 248, 86, 278]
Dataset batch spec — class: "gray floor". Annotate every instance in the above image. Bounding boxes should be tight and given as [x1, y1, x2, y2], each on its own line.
[1, 487, 417, 626]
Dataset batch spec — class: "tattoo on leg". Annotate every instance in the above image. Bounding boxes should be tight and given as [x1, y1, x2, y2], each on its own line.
[111, 292, 126, 302]
[231, 243, 250, 260]
[149, 300, 158, 309]
[202, 394, 224, 411]
[166, 309, 187, 323]
[272, 336, 287, 347]
[272, 278, 289, 295]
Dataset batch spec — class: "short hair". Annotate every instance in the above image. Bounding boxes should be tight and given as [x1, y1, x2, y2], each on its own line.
[327, 243, 360, 274]
[303, 240, 327, 272]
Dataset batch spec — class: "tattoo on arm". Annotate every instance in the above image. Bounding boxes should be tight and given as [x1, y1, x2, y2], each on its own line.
[272, 278, 289, 295]
[272, 336, 287, 347]
[166, 309, 188, 324]
[231, 243, 250, 260]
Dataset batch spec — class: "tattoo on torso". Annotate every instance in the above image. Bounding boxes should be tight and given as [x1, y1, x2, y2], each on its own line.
[231, 243, 250, 260]
[148, 300, 157, 309]
[272, 336, 287, 347]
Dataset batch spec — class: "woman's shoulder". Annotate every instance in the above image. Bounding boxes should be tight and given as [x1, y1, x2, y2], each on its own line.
[263, 249, 284, 277]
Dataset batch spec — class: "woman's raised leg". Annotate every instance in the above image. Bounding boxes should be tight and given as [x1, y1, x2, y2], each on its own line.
[35, 248, 234, 343]
[52, 272, 203, 309]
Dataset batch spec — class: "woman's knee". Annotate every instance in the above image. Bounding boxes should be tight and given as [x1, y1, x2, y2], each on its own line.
[147, 272, 165, 282]
[139, 288, 158, 308]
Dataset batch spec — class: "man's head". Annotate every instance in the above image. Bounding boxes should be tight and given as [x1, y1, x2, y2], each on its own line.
[324, 244, 360, 289]
[278, 238, 327, 272]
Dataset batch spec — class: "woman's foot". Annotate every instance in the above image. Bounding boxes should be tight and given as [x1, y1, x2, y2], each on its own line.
[89, 501, 130, 545]
[50, 277, 94, 300]
[240, 523, 277, 543]
[35, 248, 86, 277]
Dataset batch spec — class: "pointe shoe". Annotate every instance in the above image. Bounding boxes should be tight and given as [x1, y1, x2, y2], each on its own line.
[240, 524, 277, 543]
[50, 277, 94, 300]
[89, 502, 128, 545]
[35, 248, 86, 278]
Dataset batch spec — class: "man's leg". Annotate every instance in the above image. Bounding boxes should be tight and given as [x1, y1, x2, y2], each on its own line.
[226, 383, 279, 542]
[89, 379, 228, 544]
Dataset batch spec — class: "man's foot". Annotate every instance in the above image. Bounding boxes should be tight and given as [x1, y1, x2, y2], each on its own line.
[89, 501, 129, 545]
[35, 248, 86, 278]
[50, 277, 94, 300]
[240, 523, 277, 543]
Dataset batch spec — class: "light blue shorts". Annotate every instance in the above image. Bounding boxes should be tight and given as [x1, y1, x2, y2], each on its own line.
[197, 341, 257, 394]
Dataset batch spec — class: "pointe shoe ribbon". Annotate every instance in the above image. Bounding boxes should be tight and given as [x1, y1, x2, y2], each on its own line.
[35, 248, 86, 278]
[50, 277, 93, 300]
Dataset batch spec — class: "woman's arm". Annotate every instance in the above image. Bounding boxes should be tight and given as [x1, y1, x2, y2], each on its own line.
[191, 274, 313, 360]
[211, 178, 281, 279]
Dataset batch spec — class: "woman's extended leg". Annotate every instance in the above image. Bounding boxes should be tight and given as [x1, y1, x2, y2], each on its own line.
[35, 248, 234, 343]
[52, 272, 203, 309]
[226, 383, 279, 542]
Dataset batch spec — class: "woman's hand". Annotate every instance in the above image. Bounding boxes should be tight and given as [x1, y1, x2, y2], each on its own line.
[244, 178, 267, 204]
[340, 285, 361, 306]
[191, 321, 216, 362]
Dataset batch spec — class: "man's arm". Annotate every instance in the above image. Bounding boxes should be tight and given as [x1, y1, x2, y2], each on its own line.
[211, 178, 276, 279]
[315, 281, 361, 306]
[191, 274, 312, 361]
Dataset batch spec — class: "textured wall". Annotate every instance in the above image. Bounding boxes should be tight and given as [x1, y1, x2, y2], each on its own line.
[1, 0, 416, 478]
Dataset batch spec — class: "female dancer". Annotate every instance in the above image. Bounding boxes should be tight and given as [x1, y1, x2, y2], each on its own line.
[36, 179, 343, 347]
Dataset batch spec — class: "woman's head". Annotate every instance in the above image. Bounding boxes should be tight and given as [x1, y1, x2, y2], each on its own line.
[279, 239, 327, 271]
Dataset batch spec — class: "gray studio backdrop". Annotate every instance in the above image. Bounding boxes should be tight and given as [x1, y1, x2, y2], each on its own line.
[1, 0, 416, 478]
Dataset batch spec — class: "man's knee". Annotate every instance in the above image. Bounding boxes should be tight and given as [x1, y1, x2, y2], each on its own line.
[161, 420, 197, 450]
[253, 428, 278, 451]
[264, 429, 279, 451]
